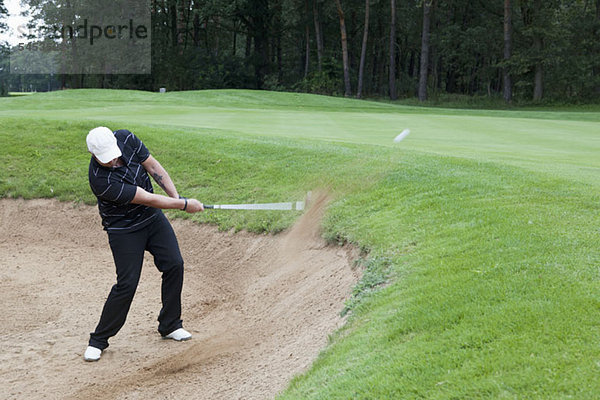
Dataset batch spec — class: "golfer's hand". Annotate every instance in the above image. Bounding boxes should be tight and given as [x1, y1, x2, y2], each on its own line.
[186, 199, 204, 213]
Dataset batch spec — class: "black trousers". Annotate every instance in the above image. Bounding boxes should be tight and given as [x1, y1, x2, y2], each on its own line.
[89, 212, 184, 350]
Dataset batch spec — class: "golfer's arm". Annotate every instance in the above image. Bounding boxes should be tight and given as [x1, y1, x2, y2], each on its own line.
[131, 187, 186, 210]
[142, 155, 179, 198]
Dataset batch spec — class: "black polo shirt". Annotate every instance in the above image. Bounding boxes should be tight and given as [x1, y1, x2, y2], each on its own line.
[88, 129, 159, 234]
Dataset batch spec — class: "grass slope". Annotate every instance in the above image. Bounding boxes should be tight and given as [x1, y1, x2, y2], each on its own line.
[1, 90, 599, 398]
[2, 89, 598, 187]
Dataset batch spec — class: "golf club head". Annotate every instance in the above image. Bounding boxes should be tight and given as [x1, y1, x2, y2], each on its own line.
[296, 191, 312, 211]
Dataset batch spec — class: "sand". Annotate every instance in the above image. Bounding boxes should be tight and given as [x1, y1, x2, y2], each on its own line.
[0, 195, 359, 399]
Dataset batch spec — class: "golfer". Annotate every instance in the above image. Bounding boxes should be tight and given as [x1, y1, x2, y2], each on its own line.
[83, 126, 203, 362]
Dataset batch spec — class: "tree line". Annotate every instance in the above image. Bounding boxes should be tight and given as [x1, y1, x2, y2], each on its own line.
[0, 0, 7, 96]
[1, 0, 599, 102]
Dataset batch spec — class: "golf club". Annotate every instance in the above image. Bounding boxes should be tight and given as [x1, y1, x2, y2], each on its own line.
[204, 201, 305, 211]
[204, 192, 311, 211]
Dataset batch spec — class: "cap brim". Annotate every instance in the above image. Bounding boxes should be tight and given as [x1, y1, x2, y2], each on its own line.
[95, 145, 122, 164]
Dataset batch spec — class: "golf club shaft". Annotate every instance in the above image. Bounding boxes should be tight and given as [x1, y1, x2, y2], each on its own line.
[203, 202, 305, 211]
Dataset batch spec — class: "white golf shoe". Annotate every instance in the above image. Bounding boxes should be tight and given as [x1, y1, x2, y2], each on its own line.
[164, 328, 192, 341]
[83, 346, 102, 362]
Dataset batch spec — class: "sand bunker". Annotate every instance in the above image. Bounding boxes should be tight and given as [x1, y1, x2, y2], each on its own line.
[0, 197, 359, 400]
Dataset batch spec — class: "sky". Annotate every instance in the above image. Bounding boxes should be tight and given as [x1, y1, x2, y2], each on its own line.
[1, 0, 32, 46]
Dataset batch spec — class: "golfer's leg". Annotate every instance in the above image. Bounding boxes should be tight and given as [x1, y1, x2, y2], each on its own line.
[89, 230, 146, 350]
[146, 212, 184, 336]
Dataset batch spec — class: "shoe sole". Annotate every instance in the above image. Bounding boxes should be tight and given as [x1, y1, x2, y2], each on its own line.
[162, 335, 192, 342]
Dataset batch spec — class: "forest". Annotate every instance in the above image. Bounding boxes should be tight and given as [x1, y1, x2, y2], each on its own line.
[1, 0, 599, 102]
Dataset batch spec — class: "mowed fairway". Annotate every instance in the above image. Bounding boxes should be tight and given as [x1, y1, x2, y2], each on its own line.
[1, 89, 599, 185]
[1, 90, 600, 398]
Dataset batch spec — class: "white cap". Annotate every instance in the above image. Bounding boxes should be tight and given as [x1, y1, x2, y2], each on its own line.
[86, 127, 122, 164]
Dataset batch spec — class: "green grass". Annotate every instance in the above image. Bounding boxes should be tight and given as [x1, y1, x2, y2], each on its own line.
[2, 89, 598, 187]
[1, 89, 599, 398]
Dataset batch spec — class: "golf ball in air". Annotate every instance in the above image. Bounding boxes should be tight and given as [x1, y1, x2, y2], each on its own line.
[394, 129, 410, 142]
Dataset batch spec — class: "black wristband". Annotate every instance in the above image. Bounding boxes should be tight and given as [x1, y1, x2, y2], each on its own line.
[179, 196, 188, 211]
